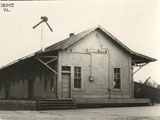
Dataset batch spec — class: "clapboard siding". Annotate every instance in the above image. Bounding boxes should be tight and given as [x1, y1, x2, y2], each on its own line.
[58, 29, 132, 101]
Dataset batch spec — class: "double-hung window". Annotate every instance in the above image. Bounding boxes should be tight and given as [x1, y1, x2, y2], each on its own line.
[114, 68, 121, 89]
[74, 67, 82, 89]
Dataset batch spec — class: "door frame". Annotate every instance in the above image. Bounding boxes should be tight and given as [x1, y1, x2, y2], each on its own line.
[61, 66, 71, 99]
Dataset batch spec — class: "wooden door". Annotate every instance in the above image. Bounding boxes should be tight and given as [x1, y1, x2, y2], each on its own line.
[61, 73, 71, 99]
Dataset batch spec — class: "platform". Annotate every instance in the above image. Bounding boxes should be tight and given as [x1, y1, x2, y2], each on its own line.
[0, 98, 151, 110]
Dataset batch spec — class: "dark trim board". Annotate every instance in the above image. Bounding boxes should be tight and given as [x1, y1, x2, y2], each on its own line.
[0, 100, 36, 110]
[76, 98, 151, 108]
[0, 98, 151, 110]
[76, 103, 150, 108]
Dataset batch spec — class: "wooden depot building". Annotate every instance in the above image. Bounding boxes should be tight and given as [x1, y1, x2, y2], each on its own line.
[0, 25, 156, 110]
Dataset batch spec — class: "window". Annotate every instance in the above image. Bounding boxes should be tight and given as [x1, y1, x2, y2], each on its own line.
[74, 67, 82, 89]
[114, 68, 121, 89]
[62, 66, 71, 72]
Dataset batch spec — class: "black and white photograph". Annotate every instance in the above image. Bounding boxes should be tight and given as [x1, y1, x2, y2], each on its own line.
[0, 0, 160, 119]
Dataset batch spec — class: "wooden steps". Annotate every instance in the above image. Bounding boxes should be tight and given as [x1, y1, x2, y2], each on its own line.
[36, 99, 77, 110]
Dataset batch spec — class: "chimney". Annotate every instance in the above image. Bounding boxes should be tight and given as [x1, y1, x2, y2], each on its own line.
[69, 33, 74, 37]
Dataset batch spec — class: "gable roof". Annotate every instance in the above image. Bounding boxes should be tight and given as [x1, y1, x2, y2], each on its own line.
[0, 25, 156, 71]
[45, 26, 97, 52]
[45, 25, 156, 63]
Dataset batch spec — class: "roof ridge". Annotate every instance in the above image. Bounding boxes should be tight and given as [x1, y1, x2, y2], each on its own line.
[0, 25, 157, 71]
[44, 25, 156, 62]
[45, 25, 98, 51]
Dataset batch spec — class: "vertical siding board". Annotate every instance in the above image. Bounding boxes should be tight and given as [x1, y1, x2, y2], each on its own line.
[57, 51, 62, 99]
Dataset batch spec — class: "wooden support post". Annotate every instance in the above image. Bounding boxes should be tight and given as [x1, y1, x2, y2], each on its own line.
[57, 52, 61, 99]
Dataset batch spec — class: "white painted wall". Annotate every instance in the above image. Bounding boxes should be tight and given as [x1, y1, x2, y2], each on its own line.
[58, 29, 133, 102]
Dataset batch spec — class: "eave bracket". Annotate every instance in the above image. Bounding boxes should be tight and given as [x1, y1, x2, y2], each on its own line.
[132, 61, 148, 75]
[36, 56, 57, 74]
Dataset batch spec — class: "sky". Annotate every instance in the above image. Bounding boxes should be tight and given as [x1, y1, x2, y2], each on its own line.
[0, 0, 160, 84]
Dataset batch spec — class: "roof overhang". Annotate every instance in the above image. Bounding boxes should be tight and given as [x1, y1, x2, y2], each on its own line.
[0, 25, 157, 72]
[131, 51, 157, 65]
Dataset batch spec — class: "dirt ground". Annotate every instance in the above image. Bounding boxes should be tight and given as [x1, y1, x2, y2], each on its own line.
[0, 104, 160, 120]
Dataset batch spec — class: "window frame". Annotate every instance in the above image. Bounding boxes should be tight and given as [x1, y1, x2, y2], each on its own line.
[74, 66, 83, 90]
[113, 68, 121, 90]
[62, 66, 71, 74]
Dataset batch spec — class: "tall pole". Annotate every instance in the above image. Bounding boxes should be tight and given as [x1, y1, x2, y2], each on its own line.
[32, 16, 53, 51]
[41, 22, 44, 51]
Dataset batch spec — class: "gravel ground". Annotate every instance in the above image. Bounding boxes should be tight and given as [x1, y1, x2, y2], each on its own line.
[0, 104, 160, 120]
